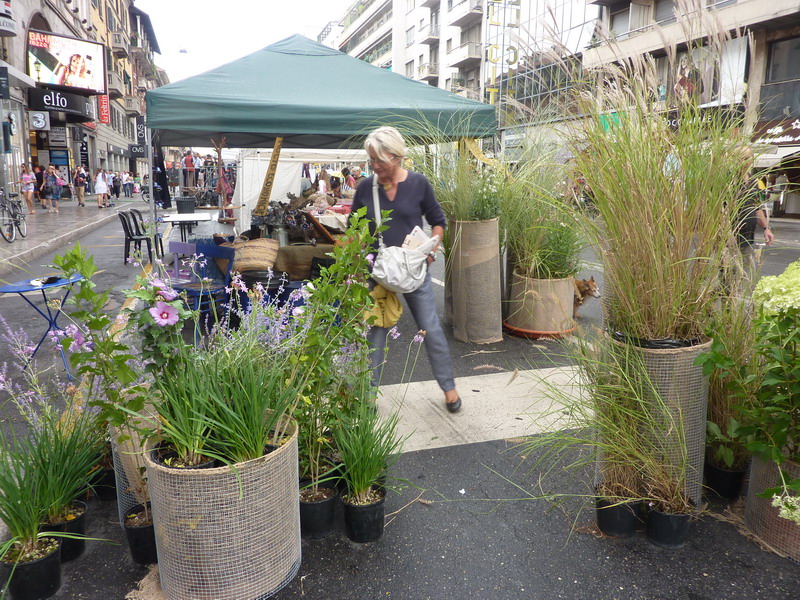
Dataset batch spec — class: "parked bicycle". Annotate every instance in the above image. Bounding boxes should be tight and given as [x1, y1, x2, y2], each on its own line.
[0, 189, 27, 243]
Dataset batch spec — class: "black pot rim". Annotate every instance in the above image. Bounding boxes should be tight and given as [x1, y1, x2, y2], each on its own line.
[1, 538, 60, 566]
[44, 500, 87, 528]
[299, 486, 338, 505]
[609, 330, 705, 349]
[123, 503, 154, 529]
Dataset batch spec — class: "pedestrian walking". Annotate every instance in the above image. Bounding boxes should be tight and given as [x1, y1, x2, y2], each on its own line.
[19, 164, 36, 214]
[351, 125, 461, 413]
[34, 165, 45, 208]
[73, 166, 87, 207]
[95, 168, 109, 208]
[111, 171, 122, 202]
[42, 164, 63, 214]
[121, 171, 130, 198]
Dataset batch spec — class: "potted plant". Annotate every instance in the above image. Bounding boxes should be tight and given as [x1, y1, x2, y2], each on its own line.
[333, 399, 406, 544]
[499, 150, 582, 338]
[293, 215, 377, 539]
[566, 38, 753, 506]
[31, 406, 104, 563]
[0, 436, 62, 600]
[737, 261, 800, 560]
[402, 118, 504, 344]
[696, 293, 759, 500]
[523, 334, 693, 543]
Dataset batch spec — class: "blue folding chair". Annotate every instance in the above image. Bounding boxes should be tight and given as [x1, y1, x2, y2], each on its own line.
[171, 243, 236, 314]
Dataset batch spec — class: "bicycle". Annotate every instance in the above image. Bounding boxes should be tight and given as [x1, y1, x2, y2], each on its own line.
[0, 189, 26, 243]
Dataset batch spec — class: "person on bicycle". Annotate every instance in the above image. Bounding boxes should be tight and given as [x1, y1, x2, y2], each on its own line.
[20, 164, 36, 214]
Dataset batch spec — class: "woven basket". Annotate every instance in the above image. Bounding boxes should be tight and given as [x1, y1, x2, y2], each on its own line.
[145, 420, 300, 600]
[228, 238, 279, 273]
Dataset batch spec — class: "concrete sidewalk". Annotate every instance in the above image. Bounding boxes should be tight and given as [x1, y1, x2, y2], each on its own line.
[0, 193, 153, 278]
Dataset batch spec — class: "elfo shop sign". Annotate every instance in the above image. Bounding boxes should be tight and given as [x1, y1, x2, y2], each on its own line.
[28, 88, 93, 122]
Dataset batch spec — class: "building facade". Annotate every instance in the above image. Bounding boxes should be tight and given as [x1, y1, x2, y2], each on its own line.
[0, 0, 162, 192]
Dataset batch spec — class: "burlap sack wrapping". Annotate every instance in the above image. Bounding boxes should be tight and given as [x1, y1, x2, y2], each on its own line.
[504, 274, 575, 337]
[144, 421, 300, 600]
[448, 219, 503, 344]
[745, 457, 800, 562]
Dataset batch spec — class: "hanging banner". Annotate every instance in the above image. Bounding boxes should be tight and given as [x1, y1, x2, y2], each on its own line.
[98, 94, 110, 124]
[135, 115, 146, 144]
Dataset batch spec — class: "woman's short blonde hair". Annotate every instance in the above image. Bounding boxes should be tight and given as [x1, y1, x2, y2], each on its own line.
[365, 126, 406, 162]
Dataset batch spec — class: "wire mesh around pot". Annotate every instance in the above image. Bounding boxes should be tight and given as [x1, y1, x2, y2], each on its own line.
[145, 420, 300, 600]
[744, 457, 800, 563]
[111, 425, 151, 525]
[608, 338, 710, 508]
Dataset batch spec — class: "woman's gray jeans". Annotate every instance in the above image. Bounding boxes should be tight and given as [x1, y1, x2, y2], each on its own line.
[367, 272, 455, 393]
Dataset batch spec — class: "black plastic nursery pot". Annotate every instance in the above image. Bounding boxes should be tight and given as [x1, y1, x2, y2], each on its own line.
[124, 504, 158, 565]
[40, 501, 86, 562]
[299, 487, 339, 539]
[595, 498, 639, 538]
[704, 460, 747, 501]
[92, 467, 117, 501]
[0, 542, 61, 600]
[342, 490, 386, 543]
[645, 509, 691, 549]
[150, 443, 217, 470]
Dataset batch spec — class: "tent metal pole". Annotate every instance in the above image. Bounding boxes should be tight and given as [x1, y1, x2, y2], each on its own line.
[146, 127, 157, 247]
[252, 137, 283, 226]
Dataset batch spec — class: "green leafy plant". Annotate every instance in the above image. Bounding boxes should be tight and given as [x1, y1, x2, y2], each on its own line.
[53, 244, 145, 427]
[333, 399, 406, 506]
[28, 405, 104, 525]
[696, 293, 759, 471]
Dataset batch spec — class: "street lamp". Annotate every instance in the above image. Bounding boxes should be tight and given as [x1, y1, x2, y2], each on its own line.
[33, 60, 42, 82]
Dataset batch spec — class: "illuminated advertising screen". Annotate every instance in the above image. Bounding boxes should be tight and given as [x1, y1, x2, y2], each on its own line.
[27, 30, 106, 95]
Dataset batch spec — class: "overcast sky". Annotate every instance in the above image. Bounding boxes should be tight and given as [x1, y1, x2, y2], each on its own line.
[132, 0, 354, 83]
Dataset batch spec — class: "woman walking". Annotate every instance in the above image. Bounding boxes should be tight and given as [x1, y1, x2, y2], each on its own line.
[111, 171, 121, 203]
[73, 166, 87, 207]
[94, 168, 109, 208]
[43, 165, 62, 214]
[351, 126, 462, 413]
[19, 164, 36, 214]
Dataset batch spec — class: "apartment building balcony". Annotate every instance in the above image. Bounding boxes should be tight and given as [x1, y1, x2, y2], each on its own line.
[418, 62, 440, 81]
[448, 41, 482, 68]
[107, 71, 125, 99]
[447, 0, 483, 28]
[421, 0, 440, 7]
[111, 31, 129, 59]
[419, 23, 440, 44]
[124, 96, 143, 117]
[451, 76, 481, 100]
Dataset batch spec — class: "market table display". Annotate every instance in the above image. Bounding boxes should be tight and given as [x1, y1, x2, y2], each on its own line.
[0, 274, 83, 378]
[162, 212, 213, 243]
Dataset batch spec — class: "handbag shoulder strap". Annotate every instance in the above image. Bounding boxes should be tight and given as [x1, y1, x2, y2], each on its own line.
[372, 176, 384, 246]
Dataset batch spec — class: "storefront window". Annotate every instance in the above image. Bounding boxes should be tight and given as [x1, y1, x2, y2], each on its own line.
[768, 36, 800, 83]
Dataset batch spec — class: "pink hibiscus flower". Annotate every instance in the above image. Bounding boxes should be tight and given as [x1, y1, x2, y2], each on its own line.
[149, 301, 180, 327]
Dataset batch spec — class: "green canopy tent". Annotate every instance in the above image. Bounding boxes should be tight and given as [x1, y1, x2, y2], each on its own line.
[145, 34, 496, 149]
[144, 34, 496, 216]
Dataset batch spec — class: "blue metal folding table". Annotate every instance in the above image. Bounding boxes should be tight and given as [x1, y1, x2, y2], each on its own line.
[0, 274, 84, 379]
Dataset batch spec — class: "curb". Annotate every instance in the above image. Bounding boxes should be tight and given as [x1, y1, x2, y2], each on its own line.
[0, 211, 121, 278]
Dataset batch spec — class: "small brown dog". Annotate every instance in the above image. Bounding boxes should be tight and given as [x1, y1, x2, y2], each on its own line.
[574, 276, 601, 318]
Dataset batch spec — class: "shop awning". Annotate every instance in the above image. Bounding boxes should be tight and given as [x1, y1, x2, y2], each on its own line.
[145, 35, 496, 149]
[754, 145, 800, 168]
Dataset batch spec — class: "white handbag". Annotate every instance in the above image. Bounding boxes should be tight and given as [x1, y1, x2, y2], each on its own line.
[370, 176, 438, 294]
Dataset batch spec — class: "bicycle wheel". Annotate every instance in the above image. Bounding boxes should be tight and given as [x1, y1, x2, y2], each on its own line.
[14, 204, 27, 238]
[0, 204, 16, 242]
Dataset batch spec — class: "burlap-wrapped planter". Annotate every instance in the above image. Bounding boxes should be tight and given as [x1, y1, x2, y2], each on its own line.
[503, 273, 575, 339]
[448, 218, 502, 344]
[144, 421, 300, 600]
[745, 457, 800, 562]
[610, 338, 710, 507]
